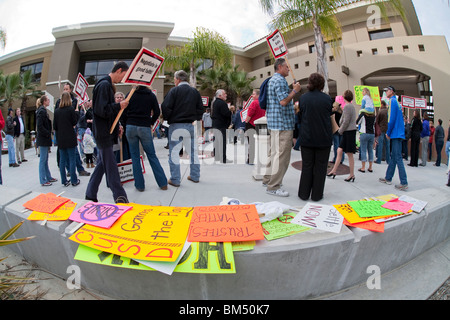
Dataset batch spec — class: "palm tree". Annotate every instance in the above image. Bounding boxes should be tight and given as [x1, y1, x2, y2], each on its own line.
[158, 27, 233, 87]
[17, 69, 43, 113]
[0, 27, 6, 50]
[258, 0, 406, 93]
[2, 72, 21, 108]
[225, 66, 256, 108]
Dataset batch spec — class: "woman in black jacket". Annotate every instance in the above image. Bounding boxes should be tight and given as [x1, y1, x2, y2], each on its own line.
[36, 95, 57, 186]
[297, 73, 333, 201]
[54, 92, 80, 186]
[408, 110, 422, 167]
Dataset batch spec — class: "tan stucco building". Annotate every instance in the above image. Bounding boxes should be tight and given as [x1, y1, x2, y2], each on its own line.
[1, 0, 449, 159]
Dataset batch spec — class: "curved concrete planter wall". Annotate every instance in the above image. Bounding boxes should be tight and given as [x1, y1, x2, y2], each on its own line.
[1, 185, 449, 300]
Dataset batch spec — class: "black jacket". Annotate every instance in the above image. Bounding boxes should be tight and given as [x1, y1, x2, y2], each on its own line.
[298, 89, 333, 148]
[13, 116, 26, 137]
[92, 76, 121, 148]
[53, 106, 78, 149]
[161, 83, 204, 124]
[36, 106, 52, 147]
[211, 98, 231, 129]
[123, 86, 160, 128]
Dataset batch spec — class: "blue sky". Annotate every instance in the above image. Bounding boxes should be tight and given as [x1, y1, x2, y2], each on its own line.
[0, 0, 449, 56]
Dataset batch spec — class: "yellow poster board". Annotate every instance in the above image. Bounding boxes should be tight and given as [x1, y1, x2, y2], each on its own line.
[69, 204, 193, 262]
[354, 85, 381, 108]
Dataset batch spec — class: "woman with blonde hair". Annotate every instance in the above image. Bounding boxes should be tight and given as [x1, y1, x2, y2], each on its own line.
[36, 95, 57, 186]
[53, 92, 80, 186]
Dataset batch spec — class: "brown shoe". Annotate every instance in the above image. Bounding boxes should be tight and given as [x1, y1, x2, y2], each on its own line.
[168, 180, 180, 187]
[187, 176, 199, 183]
[160, 185, 168, 190]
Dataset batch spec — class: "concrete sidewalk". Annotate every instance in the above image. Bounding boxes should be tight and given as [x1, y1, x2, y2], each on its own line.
[1, 137, 449, 300]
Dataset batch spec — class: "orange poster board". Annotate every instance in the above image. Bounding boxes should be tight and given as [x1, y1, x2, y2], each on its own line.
[343, 218, 385, 233]
[69, 204, 194, 262]
[23, 193, 70, 214]
[27, 201, 77, 221]
[188, 205, 264, 242]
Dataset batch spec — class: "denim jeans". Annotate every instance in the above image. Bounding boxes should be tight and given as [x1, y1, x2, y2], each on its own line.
[168, 123, 200, 185]
[332, 133, 345, 163]
[446, 141, 450, 166]
[78, 128, 86, 157]
[39, 146, 53, 184]
[126, 125, 167, 190]
[376, 132, 390, 164]
[6, 134, 16, 164]
[385, 138, 408, 185]
[435, 140, 444, 166]
[59, 147, 77, 184]
[360, 133, 375, 162]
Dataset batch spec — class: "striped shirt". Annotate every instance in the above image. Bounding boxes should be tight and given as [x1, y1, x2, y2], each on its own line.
[266, 72, 295, 130]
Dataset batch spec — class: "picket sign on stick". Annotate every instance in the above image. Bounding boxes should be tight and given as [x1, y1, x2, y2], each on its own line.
[110, 47, 165, 134]
[266, 29, 296, 83]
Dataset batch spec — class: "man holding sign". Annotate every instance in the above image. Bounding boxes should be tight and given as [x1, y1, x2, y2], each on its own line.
[85, 62, 129, 204]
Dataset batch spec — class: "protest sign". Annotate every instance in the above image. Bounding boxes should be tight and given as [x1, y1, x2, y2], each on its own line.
[401, 96, 427, 109]
[74, 241, 235, 274]
[202, 96, 209, 107]
[240, 97, 254, 122]
[267, 29, 288, 59]
[27, 201, 77, 221]
[347, 200, 397, 218]
[381, 198, 413, 214]
[354, 85, 381, 108]
[290, 203, 344, 234]
[70, 204, 193, 262]
[74, 73, 89, 100]
[23, 193, 70, 214]
[343, 218, 385, 233]
[188, 205, 264, 242]
[117, 156, 145, 184]
[261, 213, 311, 241]
[110, 47, 165, 134]
[398, 195, 427, 213]
[69, 202, 132, 229]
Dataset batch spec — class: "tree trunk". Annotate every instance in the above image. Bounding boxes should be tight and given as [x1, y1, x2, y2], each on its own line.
[312, 16, 330, 94]
[190, 62, 197, 88]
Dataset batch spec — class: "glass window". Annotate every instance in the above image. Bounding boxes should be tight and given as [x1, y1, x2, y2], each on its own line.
[20, 61, 44, 83]
[81, 59, 133, 84]
[369, 29, 394, 41]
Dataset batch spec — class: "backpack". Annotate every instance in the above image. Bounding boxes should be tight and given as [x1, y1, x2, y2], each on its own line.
[258, 77, 272, 110]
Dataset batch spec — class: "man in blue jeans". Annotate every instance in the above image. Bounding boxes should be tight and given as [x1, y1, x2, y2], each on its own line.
[379, 86, 408, 191]
[161, 70, 204, 187]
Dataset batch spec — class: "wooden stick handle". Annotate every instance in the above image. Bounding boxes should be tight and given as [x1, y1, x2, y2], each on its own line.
[109, 87, 136, 134]
[285, 57, 297, 83]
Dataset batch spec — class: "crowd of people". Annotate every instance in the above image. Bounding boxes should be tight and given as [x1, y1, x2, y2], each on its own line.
[1, 59, 450, 203]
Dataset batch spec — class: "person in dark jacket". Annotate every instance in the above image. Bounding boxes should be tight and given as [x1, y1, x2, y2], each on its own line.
[161, 70, 204, 186]
[54, 92, 80, 187]
[408, 110, 422, 167]
[5, 108, 19, 167]
[211, 89, 232, 163]
[297, 73, 333, 201]
[35, 95, 57, 186]
[13, 108, 27, 163]
[0, 109, 5, 184]
[124, 85, 168, 191]
[85, 61, 129, 204]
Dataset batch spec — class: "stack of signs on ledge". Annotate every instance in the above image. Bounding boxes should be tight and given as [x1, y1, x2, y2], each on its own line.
[261, 213, 310, 241]
[69, 204, 193, 263]
[28, 201, 77, 221]
[23, 193, 70, 214]
[290, 203, 344, 234]
[68, 202, 132, 229]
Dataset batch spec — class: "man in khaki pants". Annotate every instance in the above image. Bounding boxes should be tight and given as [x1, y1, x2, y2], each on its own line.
[262, 58, 301, 197]
[14, 108, 27, 164]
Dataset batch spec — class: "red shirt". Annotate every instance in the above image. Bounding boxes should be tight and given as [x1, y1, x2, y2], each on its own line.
[0, 111, 5, 142]
[246, 100, 266, 126]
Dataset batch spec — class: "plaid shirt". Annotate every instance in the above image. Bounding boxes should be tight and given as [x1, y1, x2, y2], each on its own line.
[266, 72, 295, 130]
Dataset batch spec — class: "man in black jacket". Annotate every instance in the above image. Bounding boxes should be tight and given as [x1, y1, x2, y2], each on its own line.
[211, 89, 231, 163]
[161, 70, 203, 187]
[85, 61, 129, 204]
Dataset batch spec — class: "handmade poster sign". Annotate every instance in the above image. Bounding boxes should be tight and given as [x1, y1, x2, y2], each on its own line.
[240, 97, 254, 122]
[188, 205, 264, 242]
[23, 193, 70, 214]
[74, 73, 89, 100]
[262, 213, 311, 241]
[74, 241, 235, 274]
[27, 201, 77, 221]
[69, 202, 133, 229]
[354, 85, 381, 108]
[70, 204, 194, 262]
[266, 29, 288, 59]
[381, 198, 413, 214]
[290, 203, 344, 234]
[343, 218, 385, 233]
[398, 195, 427, 213]
[122, 47, 164, 87]
[117, 156, 145, 184]
[347, 200, 397, 218]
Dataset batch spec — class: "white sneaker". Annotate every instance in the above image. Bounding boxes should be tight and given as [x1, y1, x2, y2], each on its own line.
[266, 188, 289, 197]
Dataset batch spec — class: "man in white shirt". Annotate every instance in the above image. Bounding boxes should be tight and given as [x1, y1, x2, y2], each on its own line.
[14, 108, 27, 163]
